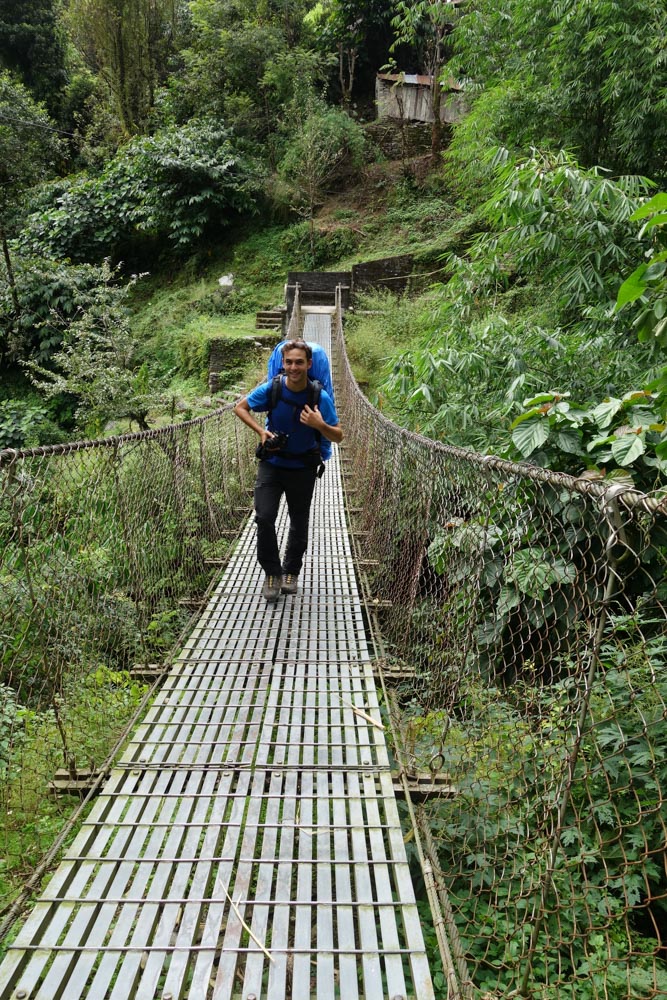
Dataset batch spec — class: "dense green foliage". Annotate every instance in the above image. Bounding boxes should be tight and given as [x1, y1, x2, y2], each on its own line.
[65, 0, 179, 135]
[306, 0, 395, 106]
[27, 264, 163, 434]
[1, 257, 123, 363]
[278, 100, 366, 236]
[0, 0, 67, 115]
[377, 153, 665, 484]
[451, 0, 667, 180]
[405, 650, 667, 997]
[21, 119, 262, 263]
[367, 0, 667, 487]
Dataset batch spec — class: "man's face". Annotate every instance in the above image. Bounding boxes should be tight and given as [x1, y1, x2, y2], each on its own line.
[283, 348, 310, 389]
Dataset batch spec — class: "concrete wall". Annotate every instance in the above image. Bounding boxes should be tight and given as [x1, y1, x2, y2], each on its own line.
[286, 271, 351, 315]
[284, 257, 417, 313]
[352, 255, 413, 298]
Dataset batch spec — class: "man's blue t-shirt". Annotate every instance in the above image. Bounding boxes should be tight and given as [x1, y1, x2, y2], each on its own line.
[246, 378, 339, 468]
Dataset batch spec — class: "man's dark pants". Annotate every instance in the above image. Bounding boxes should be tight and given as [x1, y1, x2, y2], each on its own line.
[254, 461, 317, 577]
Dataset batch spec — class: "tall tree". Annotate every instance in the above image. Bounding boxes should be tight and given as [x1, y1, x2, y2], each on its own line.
[173, 0, 325, 150]
[0, 71, 62, 359]
[279, 100, 366, 251]
[390, 0, 459, 154]
[307, 0, 393, 107]
[66, 0, 178, 134]
[0, 0, 68, 115]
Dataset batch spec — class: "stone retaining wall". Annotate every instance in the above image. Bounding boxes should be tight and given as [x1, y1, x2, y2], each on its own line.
[208, 333, 280, 393]
[352, 255, 413, 297]
[364, 120, 451, 158]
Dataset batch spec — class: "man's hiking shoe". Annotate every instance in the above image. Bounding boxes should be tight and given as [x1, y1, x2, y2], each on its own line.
[262, 574, 280, 602]
[281, 573, 298, 595]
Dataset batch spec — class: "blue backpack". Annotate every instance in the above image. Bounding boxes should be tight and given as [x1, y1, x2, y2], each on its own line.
[267, 341, 334, 400]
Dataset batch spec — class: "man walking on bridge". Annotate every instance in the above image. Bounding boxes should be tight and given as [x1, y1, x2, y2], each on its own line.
[234, 338, 343, 602]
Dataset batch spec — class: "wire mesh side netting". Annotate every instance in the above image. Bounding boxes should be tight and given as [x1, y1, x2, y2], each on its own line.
[333, 306, 667, 999]
[0, 408, 256, 919]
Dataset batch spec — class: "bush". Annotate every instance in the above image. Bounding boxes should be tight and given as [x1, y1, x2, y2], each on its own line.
[0, 257, 118, 364]
[0, 399, 66, 449]
[20, 120, 263, 265]
[279, 104, 366, 215]
[279, 222, 359, 269]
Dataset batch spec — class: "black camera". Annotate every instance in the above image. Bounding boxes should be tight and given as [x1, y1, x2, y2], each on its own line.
[256, 432, 289, 459]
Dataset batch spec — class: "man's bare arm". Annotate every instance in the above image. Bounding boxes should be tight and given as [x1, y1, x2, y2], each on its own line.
[233, 398, 274, 444]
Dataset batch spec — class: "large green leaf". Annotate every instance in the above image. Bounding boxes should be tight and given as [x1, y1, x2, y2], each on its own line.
[587, 434, 616, 453]
[511, 416, 549, 457]
[615, 264, 649, 311]
[523, 392, 559, 407]
[643, 214, 667, 233]
[631, 193, 667, 221]
[643, 260, 667, 281]
[497, 585, 522, 616]
[508, 549, 576, 597]
[553, 430, 585, 455]
[590, 397, 622, 429]
[611, 432, 645, 466]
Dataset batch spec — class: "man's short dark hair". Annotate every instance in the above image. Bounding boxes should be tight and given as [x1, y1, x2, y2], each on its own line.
[281, 338, 312, 361]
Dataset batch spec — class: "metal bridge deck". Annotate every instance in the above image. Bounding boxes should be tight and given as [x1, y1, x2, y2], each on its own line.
[0, 315, 434, 1000]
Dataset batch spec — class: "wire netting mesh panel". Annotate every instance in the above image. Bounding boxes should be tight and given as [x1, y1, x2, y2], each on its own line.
[0, 409, 255, 915]
[333, 305, 667, 999]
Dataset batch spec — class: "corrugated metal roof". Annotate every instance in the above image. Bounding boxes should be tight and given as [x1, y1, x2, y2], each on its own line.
[377, 73, 463, 91]
[377, 72, 432, 87]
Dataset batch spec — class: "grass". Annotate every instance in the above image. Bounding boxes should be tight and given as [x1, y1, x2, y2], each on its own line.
[0, 667, 149, 914]
[343, 289, 431, 395]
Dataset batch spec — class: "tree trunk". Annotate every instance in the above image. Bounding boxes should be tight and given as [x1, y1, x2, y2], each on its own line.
[1, 224, 20, 319]
[132, 409, 150, 431]
[430, 71, 443, 156]
[114, 20, 133, 134]
[338, 43, 357, 107]
[1, 222, 20, 363]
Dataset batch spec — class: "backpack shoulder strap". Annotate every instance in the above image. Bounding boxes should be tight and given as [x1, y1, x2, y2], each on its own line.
[269, 374, 283, 413]
[308, 378, 322, 409]
[307, 378, 322, 444]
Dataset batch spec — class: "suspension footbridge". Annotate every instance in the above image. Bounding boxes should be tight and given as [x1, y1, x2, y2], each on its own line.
[1, 283, 666, 999]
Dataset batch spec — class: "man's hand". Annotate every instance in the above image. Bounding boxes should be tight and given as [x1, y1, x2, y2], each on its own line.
[300, 405, 343, 444]
[300, 404, 324, 429]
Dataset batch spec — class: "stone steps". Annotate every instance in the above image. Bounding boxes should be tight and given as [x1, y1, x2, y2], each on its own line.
[255, 308, 285, 330]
